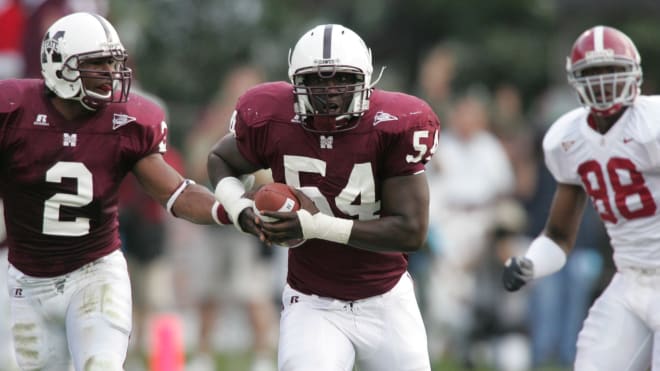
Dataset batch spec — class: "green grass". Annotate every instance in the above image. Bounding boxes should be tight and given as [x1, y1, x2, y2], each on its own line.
[127, 351, 570, 370]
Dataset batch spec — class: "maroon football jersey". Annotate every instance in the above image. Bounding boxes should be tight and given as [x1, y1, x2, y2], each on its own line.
[233, 82, 440, 300]
[0, 79, 167, 277]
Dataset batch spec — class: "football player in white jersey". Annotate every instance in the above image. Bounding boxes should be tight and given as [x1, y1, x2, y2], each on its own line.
[503, 25, 660, 370]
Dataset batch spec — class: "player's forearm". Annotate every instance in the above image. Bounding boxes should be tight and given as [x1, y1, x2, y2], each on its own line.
[347, 215, 428, 253]
[171, 184, 221, 224]
[295, 207, 427, 252]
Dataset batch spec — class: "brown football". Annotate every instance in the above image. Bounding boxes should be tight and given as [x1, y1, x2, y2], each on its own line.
[253, 183, 300, 222]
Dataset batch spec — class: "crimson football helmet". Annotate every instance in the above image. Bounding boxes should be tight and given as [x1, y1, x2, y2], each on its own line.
[288, 24, 382, 133]
[41, 12, 132, 110]
[566, 25, 642, 117]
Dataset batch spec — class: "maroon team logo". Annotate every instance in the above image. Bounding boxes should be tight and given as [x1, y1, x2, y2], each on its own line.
[42, 30, 66, 63]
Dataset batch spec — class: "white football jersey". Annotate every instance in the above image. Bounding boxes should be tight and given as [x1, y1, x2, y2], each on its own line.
[544, 95, 660, 270]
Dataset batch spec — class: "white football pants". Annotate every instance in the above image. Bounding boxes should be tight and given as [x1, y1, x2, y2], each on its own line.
[278, 272, 431, 371]
[8, 249, 132, 371]
[574, 269, 660, 371]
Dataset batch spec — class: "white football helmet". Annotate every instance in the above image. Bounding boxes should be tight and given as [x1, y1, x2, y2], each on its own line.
[288, 24, 382, 132]
[41, 12, 132, 110]
[566, 25, 642, 117]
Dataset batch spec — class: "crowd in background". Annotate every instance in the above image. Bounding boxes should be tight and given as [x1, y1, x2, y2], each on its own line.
[2, 0, 652, 370]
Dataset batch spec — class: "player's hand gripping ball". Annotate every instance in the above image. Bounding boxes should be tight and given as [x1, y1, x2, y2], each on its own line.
[253, 183, 305, 247]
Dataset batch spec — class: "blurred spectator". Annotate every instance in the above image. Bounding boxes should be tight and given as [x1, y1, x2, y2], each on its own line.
[181, 65, 278, 371]
[412, 42, 459, 321]
[22, 0, 108, 78]
[0, 0, 25, 79]
[491, 83, 537, 200]
[426, 89, 517, 366]
[184, 65, 266, 183]
[417, 43, 457, 123]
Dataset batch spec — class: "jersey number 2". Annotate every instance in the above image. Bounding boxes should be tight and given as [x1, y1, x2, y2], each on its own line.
[578, 157, 656, 223]
[43, 162, 93, 236]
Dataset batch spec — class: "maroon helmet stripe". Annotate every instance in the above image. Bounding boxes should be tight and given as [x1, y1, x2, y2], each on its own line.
[323, 25, 333, 59]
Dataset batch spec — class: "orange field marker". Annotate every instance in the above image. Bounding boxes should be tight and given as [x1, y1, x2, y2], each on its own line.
[149, 313, 184, 371]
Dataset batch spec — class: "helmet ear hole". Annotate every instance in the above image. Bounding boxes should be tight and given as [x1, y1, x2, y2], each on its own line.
[55, 70, 63, 79]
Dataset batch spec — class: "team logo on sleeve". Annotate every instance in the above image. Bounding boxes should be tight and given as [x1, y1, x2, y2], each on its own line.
[561, 140, 576, 152]
[373, 111, 398, 126]
[112, 113, 137, 130]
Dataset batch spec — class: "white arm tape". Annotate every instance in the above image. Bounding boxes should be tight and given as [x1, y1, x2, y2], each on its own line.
[166, 179, 196, 216]
[525, 235, 567, 279]
[214, 177, 254, 232]
[297, 209, 353, 244]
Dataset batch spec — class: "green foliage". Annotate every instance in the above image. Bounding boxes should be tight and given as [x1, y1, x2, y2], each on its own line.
[110, 0, 660, 120]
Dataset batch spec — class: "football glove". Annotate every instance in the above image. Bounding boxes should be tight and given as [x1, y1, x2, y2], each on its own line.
[502, 256, 534, 292]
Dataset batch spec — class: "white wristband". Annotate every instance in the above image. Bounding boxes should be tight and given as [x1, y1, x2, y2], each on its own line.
[214, 177, 254, 232]
[297, 209, 353, 244]
[211, 201, 223, 225]
[166, 179, 196, 216]
[525, 235, 567, 279]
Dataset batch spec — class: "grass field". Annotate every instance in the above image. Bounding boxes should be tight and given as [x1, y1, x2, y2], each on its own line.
[127, 351, 572, 371]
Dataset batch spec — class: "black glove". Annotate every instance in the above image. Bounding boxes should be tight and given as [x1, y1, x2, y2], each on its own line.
[502, 256, 534, 291]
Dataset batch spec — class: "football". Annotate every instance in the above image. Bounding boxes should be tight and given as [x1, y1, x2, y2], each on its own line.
[253, 183, 305, 248]
[253, 183, 301, 222]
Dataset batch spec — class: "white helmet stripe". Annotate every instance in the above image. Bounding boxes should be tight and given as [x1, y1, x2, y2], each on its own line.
[91, 13, 111, 41]
[323, 24, 333, 59]
[594, 25, 604, 51]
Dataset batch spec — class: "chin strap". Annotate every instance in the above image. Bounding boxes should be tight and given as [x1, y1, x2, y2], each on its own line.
[369, 66, 386, 88]
[79, 96, 101, 111]
[590, 103, 624, 117]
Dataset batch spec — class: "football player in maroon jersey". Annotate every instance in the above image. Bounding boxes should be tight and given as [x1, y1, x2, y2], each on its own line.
[208, 24, 439, 371]
[0, 12, 231, 371]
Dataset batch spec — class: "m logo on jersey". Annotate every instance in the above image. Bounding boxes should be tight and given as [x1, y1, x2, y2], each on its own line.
[33, 114, 49, 126]
[112, 113, 136, 130]
[63, 133, 77, 147]
[320, 135, 333, 149]
[373, 111, 398, 126]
